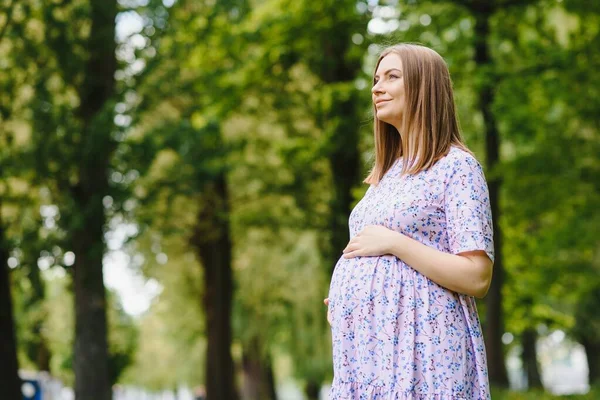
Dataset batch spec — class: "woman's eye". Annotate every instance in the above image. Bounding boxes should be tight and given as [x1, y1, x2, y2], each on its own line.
[389, 74, 398, 79]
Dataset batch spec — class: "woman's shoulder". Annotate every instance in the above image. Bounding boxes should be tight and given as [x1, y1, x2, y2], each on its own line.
[440, 145, 483, 171]
[428, 146, 485, 184]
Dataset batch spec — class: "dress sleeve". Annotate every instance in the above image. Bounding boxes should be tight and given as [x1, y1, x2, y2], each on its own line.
[443, 154, 495, 262]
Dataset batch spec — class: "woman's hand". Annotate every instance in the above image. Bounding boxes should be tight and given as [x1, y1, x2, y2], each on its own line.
[342, 225, 400, 259]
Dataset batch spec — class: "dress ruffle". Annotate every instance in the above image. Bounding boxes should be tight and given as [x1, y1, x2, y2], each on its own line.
[329, 380, 478, 400]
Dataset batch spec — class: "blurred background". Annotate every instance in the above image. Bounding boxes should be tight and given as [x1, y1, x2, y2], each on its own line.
[0, 0, 599, 399]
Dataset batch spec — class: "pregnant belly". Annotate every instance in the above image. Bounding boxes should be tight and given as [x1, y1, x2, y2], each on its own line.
[328, 254, 460, 328]
[328, 254, 409, 324]
[328, 255, 483, 396]
[330, 253, 409, 294]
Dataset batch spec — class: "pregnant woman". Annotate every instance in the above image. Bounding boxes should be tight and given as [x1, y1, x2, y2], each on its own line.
[325, 43, 495, 400]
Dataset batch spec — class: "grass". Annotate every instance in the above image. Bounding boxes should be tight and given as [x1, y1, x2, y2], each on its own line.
[491, 387, 599, 399]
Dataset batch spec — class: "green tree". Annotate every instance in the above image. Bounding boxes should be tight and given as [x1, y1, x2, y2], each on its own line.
[232, 1, 369, 396]
[16, 0, 120, 397]
[117, 1, 248, 397]
[0, 0, 33, 396]
[491, 0, 600, 388]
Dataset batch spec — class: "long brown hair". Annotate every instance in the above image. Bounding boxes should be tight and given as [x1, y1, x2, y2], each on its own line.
[364, 43, 471, 185]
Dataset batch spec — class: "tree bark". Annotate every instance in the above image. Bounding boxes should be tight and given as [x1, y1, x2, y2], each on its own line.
[305, 380, 321, 400]
[471, 0, 509, 387]
[25, 261, 51, 372]
[37, 338, 51, 372]
[0, 217, 21, 400]
[522, 328, 542, 389]
[575, 285, 600, 386]
[327, 105, 361, 277]
[241, 337, 277, 400]
[71, 1, 117, 399]
[322, 58, 362, 278]
[582, 338, 600, 386]
[192, 174, 239, 400]
[73, 212, 111, 400]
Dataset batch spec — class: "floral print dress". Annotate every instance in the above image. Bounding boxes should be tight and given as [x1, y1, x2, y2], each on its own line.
[328, 146, 494, 400]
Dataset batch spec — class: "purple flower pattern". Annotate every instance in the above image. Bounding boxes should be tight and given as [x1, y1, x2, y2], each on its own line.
[328, 147, 493, 400]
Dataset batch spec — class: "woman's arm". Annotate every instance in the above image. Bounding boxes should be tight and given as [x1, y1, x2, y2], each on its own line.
[392, 151, 494, 298]
[342, 152, 495, 298]
[342, 225, 493, 298]
[387, 232, 493, 298]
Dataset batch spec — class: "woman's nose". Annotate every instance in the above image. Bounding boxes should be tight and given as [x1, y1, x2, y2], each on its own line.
[372, 81, 383, 94]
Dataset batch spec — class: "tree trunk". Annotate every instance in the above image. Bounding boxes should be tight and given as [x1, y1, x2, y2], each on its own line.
[266, 358, 276, 400]
[73, 209, 111, 400]
[326, 100, 361, 277]
[72, 1, 117, 399]
[471, 1, 509, 387]
[0, 218, 21, 400]
[192, 174, 239, 400]
[582, 338, 600, 385]
[241, 337, 277, 400]
[37, 338, 51, 372]
[573, 282, 600, 386]
[305, 381, 320, 400]
[25, 260, 51, 372]
[322, 68, 362, 278]
[522, 328, 542, 389]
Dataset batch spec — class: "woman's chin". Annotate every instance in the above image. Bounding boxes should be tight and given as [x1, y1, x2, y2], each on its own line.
[376, 110, 388, 120]
[376, 113, 401, 128]
[377, 112, 393, 124]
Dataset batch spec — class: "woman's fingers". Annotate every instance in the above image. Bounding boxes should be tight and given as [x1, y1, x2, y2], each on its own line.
[344, 250, 360, 258]
[343, 244, 354, 253]
[324, 298, 329, 306]
[343, 239, 359, 253]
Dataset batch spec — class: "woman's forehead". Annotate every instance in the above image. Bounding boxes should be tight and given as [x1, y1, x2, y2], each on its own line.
[376, 53, 403, 74]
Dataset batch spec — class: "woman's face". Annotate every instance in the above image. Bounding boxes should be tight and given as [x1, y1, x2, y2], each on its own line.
[372, 53, 405, 129]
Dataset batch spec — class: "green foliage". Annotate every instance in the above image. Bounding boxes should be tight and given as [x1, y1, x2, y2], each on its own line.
[107, 0, 600, 390]
[121, 233, 206, 389]
[119, 0, 366, 388]
[28, 272, 137, 386]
